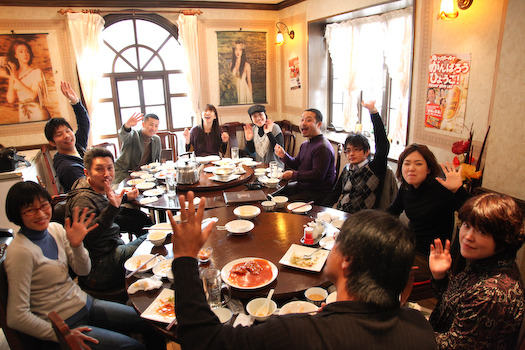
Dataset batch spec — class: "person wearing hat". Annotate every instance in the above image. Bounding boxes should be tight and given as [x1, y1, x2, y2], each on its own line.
[243, 105, 284, 166]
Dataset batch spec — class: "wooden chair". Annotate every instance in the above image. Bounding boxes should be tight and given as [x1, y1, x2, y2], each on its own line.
[39, 144, 61, 196]
[222, 122, 245, 153]
[48, 311, 84, 350]
[92, 142, 118, 159]
[282, 130, 296, 156]
[156, 131, 179, 162]
[0, 248, 43, 349]
[276, 119, 292, 132]
[335, 143, 344, 176]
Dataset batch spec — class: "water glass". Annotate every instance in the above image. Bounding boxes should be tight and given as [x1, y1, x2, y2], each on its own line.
[166, 172, 177, 198]
[231, 147, 239, 162]
[269, 161, 278, 178]
[201, 268, 231, 309]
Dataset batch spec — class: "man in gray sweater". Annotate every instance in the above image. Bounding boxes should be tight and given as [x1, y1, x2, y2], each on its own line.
[66, 147, 147, 291]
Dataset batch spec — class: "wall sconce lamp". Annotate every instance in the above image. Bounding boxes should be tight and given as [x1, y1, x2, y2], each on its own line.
[437, 0, 474, 20]
[275, 22, 294, 45]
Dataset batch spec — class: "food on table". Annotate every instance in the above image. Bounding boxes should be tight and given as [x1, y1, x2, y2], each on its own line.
[308, 294, 325, 301]
[228, 259, 273, 288]
[155, 296, 175, 318]
[198, 248, 212, 261]
[289, 252, 320, 268]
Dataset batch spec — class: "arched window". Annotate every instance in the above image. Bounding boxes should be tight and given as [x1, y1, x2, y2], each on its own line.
[92, 14, 193, 146]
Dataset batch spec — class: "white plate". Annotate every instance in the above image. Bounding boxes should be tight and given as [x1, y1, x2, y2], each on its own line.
[130, 171, 148, 178]
[279, 301, 318, 315]
[319, 236, 335, 250]
[139, 197, 159, 205]
[233, 205, 261, 220]
[221, 257, 278, 290]
[233, 168, 246, 175]
[124, 254, 159, 273]
[287, 202, 313, 213]
[143, 188, 164, 197]
[149, 222, 173, 234]
[127, 178, 145, 186]
[212, 159, 234, 166]
[239, 157, 253, 163]
[224, 219, 254, 234]
[243, 161, 259, 167]
[210, 174, 241, 183]
[196, 155, 221, 164]
[140, 288, 175, 324]
[154, 171, 167, 179]
[331, 219, 345, 229]
[140, 173, 154, 179]
[326, 291, 337, 304]
[203, 166, 217, 173]
[152, 258, 174, 278]
[254, 168, 267, 175]
[144, 177, 156, 182]
[279, 244, 330, 272]
[136, 182, 156, 190]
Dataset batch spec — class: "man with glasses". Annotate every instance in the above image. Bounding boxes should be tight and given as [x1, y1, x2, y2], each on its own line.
[323, 100, 390, 213]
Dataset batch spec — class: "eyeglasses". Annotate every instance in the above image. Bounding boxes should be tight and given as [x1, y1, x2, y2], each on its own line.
[21, 202, 51, 216]
[344, 148, 363, 154]
[251, 112, 265, 120]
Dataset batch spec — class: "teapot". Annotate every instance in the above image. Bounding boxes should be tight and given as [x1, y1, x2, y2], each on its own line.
[176, 152, 202, 185]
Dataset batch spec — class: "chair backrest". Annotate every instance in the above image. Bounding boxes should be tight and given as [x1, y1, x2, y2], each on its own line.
[156, 131, 178, 162]
[335, 143, 344, 176]
[92, 142, 118, 160]
[222, 122, 244, 152]
[38, 145, 61, 196]
[0, 247, 42, 349]
[375, 165, 399, 210]
[48, 311, 84, 350]
[276, 119, 292, 132]
[282, 130, 296, 156]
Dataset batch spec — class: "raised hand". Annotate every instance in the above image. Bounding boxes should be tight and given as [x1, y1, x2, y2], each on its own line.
[243, 124, 254, 141]
[429, 238, 452, 280]
[60, 81, 79, 104]
[124, 187, 139, 201]
[124, 112, 144, 129]
[436, 162, 463, 193]
[221, 132, 229, 143]
[361, 100, 377, 114]
[64, 207, 99, 248]
[105, 179, 124, 208]
[70, 326, 99, 349]
[263, 118, 274, 134]
[274, 144, 285, 158]
[183, 128, 191, 143]
[168, 191, 215, 259]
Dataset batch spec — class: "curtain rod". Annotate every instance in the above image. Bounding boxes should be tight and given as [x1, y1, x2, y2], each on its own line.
[58, 8, 203, 16]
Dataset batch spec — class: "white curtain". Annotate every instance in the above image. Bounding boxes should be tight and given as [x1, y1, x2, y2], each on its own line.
[177, 14, 201, 125]
[325, 7, 413, 139]
[66, 12, 105, 115]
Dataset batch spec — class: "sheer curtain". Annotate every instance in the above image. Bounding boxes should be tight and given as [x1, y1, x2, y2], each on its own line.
[177, 14, 201, 124]
[325, 7, 413, 142]
[66, 12, 105, 115]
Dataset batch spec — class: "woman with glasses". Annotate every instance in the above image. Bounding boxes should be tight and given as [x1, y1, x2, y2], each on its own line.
[243, 104, 284, 165]
[183, 104, 229, 157]
[4, 181, 165, 350]
[429, 193, 524, 349]
[323, 100, 390, 213]
[386, 144, 470, 255]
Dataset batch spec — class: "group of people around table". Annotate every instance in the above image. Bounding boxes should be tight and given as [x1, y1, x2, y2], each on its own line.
[2, 82, 524, 349]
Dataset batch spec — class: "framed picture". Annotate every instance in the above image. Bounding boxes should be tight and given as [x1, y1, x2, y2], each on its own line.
[0, 33, 60, 125]
[217, 31, 267, 106]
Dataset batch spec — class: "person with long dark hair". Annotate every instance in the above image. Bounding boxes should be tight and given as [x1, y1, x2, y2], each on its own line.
[230, 40, 253, 104]
[386, 143, 470, 254]
[429, 193, 525, 349]
[183, 104, 229, 156]
[0, 39, 50, 122]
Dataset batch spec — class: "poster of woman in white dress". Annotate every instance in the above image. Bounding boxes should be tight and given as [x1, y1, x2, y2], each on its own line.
[0, 34, 58, 125]
[217, 31, 267, 106]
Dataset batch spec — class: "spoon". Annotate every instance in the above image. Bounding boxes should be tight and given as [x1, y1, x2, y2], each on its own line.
[255, 289, 275, 317]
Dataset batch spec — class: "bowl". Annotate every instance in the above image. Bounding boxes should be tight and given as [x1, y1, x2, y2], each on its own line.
[272, 196, 288, 209]
[304, 287, 328, 306]
[246, 298, 277, 322]
[326, 291, 337, 304]
[265, 178, 280, 188]
[197, 247, 213, 263]
[213, 166, 234, 180]
[233, 205, 261, 219]
[147, 231, 168, 246]
[261, 200, 276, 212]
[212, 307, 233, 324]
[279, 301, 318, 315]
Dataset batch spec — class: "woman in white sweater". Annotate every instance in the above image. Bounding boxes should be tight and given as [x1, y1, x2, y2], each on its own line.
[4, 181, 165, 350]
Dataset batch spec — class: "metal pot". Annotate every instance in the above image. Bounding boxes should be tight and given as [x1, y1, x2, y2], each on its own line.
[176, 152, 201, 185]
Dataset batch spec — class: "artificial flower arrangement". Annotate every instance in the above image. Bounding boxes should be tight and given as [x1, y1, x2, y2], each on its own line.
[451, 125, 490, 193]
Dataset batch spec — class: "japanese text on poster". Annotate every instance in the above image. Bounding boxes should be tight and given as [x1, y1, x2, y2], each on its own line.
[289, 57, 301, 90]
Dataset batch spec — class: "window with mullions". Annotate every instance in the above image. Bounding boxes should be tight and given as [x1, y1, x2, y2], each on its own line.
[92, 14, 193, 145]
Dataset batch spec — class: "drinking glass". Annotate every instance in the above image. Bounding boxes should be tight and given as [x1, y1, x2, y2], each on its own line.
[166, 172, 177, 198]
[269, 161, 278, 178]
[201, 268, 231, 309]
[231, 147, 239, 162]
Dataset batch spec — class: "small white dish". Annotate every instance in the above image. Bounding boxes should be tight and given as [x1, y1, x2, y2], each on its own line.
[254, 168, 267, 176]
[272, 196, 288, 209]
[263, 178, 280, 188]
[127, 178, 145, 186]
[130, 171, 148, 178]
[143, 188, 164, 197]
[304, 287, 328, 306]
[224, 219, 254, 234]
[210, 174, 241, 183]
[331, 219, 345, 229]
[233, 205, 261, 220]
[139, 197, 158, 205]
[261, 201, 276, 212]
[124, 254, 159, 273]
[212, 158, 234, 167]
[149, 222, 173, 233]
[152, 258, 174, 279]
[140, 173, 154, 179]
[136, 182, 156, 190]
[319, 236, 335, 250]
[213, 166, 234, 180]
[279, 301, 318, 315]
[212, 307, 233, 324]
[203, 166, 217, 173]
[287, 202, 313, 214]
[147, 231, 167, 246]
[243, 160, 259, 167]
[246, 298, 277, 322]
[326, 291, 337, 304]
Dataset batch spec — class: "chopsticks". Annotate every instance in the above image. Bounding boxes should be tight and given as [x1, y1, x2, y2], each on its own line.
[125, 253, 159, 279]
[166, 317, 178, 330]
[291, 201, 314, 211]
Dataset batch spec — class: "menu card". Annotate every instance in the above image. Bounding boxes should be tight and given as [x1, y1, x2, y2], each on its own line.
[223, 190, 268, 204]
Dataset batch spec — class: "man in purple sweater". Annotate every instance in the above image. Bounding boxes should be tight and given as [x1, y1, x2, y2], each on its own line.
[274, 108, 336, 204]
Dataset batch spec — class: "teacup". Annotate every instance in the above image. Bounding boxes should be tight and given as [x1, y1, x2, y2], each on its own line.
[305, 287, 328, 306]
[261, 200, 276, 212]
[273, 196, 288, 209]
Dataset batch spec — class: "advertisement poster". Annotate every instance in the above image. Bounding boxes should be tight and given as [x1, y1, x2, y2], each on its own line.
[289, 57, 301, 90]
[425, 53, 471, 133]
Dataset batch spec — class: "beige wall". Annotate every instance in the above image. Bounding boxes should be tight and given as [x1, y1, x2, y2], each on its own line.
[1, 0, 524, 199]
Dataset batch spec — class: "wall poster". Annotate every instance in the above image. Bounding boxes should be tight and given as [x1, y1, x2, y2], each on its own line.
[425, 53, 471, 133]
[289, 57, 301, 90]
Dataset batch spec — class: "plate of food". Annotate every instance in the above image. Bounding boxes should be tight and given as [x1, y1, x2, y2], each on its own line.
[279, 301, 318, 315]
[152, 258, 174, 279]
[127, 178, 145, 186]
[212, 158, 234, 167]
[143, 188, 164, 197]
[140, 288, 176, 324]
[221, 257, 278, 290]
[279, 244, 330, 272]
[124, 254, 159, 273]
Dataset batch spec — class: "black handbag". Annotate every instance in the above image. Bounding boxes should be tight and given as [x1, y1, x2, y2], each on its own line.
[0, 147, 29, 172]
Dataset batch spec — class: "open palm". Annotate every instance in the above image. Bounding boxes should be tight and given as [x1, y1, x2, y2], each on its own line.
[429, 238, 452, 280]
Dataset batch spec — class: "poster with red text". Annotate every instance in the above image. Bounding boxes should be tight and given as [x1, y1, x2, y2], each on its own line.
[289, 57, 301, 90]
[425, 53, 471, 133]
